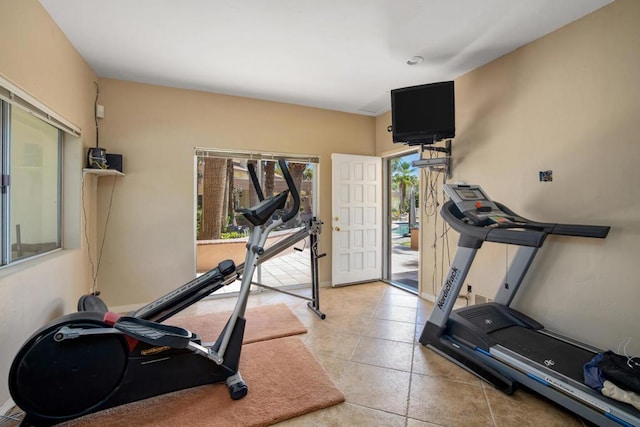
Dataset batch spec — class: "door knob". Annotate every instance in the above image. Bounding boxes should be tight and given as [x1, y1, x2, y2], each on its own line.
[334, 226, 341, 232]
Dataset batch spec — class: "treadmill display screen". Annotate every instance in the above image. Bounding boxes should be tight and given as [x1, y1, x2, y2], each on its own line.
[456, 189, 485, 200]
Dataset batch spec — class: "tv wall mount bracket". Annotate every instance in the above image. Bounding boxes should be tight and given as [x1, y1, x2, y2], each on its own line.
[411, 140, 452, 178]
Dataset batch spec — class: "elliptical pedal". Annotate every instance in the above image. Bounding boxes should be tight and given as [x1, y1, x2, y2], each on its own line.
[114, 316, 194, 348]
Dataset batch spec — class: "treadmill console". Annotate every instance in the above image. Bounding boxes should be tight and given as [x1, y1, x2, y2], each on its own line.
[443, 184, 515, 226]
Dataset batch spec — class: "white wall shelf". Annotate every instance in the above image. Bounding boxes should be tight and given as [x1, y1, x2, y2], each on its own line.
[83, 168, 124, 177]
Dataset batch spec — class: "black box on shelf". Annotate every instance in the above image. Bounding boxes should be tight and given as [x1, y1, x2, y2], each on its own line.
[106, 153, 123, 173]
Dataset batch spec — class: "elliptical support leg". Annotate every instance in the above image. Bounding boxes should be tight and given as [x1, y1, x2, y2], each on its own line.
[238, 218, 327, 319]
[226, 372, 248, 400]
[307, 227, 326, 319]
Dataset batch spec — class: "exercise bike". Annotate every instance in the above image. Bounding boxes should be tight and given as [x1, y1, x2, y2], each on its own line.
[9, 159, 300, 427]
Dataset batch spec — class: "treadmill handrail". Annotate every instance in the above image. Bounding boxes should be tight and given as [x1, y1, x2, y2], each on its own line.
[441, 201, 609, 248]
[442, 201, 546, 248]
[549, 223, 610, 238]
[494, 202, 610, 239]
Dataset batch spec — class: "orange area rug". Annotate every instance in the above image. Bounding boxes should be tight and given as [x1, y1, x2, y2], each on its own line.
[63, 336, 344, 426]
[168, 303, 308, 343]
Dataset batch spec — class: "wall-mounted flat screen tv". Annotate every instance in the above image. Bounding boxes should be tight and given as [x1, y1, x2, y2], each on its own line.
[391, 81, 455, 145]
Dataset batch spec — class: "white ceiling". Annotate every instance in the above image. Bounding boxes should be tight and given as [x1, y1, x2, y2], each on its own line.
[39, 0, 612, 116]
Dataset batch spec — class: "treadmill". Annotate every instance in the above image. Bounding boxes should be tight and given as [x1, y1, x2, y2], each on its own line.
[419, 184, 639, 427]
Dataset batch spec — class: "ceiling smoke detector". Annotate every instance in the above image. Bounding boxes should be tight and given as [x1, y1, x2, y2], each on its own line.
[407, 56, 424, 65]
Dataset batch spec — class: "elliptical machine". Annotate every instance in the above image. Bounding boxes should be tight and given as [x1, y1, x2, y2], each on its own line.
[9, 159, 301, 427]
[77, 161, 326, 321]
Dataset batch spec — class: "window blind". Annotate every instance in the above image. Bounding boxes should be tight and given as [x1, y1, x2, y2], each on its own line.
[0, 76, 81, 137]
[195, 147, 319, 164]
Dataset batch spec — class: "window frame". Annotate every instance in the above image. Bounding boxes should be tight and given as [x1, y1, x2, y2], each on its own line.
[0, 77, 81, 267]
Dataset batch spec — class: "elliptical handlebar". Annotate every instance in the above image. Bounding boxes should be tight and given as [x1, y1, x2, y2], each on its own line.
[239, 159, 301, 227]
[247, 162, 265, 202]
[278, 159, 300, 224]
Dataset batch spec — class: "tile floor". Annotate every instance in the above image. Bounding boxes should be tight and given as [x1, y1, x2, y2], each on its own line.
[2, 280, 597, 427]
[184, 281, 593, 427]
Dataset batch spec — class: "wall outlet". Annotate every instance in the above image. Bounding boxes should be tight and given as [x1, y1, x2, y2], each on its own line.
[467, 284, 472, 293]
[539, 170, 553, 181]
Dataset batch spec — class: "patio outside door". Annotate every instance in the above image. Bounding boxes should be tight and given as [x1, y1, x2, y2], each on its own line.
[387, 152, 420, 293]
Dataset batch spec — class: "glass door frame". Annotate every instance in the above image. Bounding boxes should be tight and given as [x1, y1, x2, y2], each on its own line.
[382, 148, 421, 294]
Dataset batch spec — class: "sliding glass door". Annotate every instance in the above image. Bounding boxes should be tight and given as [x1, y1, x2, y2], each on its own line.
[385, 151, 420, 293]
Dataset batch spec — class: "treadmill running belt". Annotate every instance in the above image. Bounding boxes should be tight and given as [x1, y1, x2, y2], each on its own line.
[490, 326, 595, 382]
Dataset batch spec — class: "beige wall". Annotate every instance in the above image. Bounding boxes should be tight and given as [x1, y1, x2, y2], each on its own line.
[1, 0, 638, 408]
[377, 0, 639, 354]
[0, 0, 98, 405]
[94, 79, 375, 306]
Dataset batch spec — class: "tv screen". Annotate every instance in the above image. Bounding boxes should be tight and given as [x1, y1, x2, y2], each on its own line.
[391, 81, 455, 145]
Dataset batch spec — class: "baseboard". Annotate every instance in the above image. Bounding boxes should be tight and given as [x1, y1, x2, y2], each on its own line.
[420, 292, 437, 303]
[420, 291, 469, 309]
[109, 302, 144, 314]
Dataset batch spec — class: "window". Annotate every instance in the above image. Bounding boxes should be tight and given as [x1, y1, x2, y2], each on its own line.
[195, 149, 319, 241]
[194, 148, 319, 284]
[0, 94, 69, 266]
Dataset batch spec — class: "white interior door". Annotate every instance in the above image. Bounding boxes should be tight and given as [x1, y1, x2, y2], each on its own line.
[331, 153, 382, 286]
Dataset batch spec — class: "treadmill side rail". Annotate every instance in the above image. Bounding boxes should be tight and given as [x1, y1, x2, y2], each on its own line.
[420, 323, 516, 395]
[488, 345, 640, 427]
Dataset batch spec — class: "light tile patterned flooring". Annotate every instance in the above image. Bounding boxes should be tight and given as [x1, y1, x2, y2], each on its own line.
[187, 281, 593, 427]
